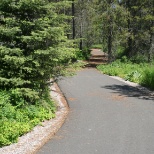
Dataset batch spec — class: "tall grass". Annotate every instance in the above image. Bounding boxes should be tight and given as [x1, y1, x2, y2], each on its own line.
[97, 59, 147, 83]
[97, 59, 154, 90]
[141, 67, 154, 90]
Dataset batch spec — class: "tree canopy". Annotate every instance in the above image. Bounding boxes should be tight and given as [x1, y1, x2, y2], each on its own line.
[73, 0, 154, 62]
[0, 0, 76, 104]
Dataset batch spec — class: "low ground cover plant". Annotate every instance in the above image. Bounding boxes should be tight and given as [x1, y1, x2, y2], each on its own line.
[0, 90, 56, 147]
[97, 58, 154, 90]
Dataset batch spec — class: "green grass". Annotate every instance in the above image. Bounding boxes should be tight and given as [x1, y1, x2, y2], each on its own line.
[141, 67, 154, 90]
[0, 90, 56, 147]
[91, 44, 102, 49]
[97, 59, 154, 90]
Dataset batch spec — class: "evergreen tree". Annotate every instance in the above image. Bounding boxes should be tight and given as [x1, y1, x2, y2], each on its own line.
[73, 0, 99, 49]
[0, 0, 76, 104]
[96, 0, 128, 62]
[121, 0, 154, 61]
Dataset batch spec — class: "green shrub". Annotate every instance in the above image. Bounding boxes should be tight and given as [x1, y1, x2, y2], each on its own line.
[75, 50, 88, 60]
[0, 121, 31, 146]
[140, 67, 154, 90]
[116, 46, 126, 58]
[130, 54, 148, 63]
[0, 90, 56, 147]
[121, 56, 128, 63]
[125, 71, 142, 83]
[97, 60, 150, 85]
[0, 90, 10, 105]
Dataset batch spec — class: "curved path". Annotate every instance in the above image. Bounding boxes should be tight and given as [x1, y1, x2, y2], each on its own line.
[38, 68, 154, 154]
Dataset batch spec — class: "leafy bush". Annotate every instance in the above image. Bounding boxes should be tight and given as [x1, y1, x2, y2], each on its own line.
[75, 50, 87, 60]
[121, 56, 128, 63]
[130, 54, 148, 63]
[0, 90, 56, 147]
[125, 71, 142, 83]
[75, 48, 91, 60]
[115, 46, 126, 58]
[140, 67, 154, 90]
[97, 60, 149, 85]
[0, 121, 31, 146]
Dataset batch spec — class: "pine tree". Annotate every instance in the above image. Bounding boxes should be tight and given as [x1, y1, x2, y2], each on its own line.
[122, 0, 154, 60]
[73, 0, 99, 49]
[96, 0, 128, 62]
[0, 0, 76, 104]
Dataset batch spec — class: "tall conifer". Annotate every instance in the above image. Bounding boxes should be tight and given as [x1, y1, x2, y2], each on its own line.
[0, 0, 75, 103]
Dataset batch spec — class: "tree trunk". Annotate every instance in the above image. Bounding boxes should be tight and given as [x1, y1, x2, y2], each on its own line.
[148, 0, 154, 63]
[126, 0, 132, 57]
[108, 0, 113, 63]
[108, 18, 112, 63]
[148, 35, 154, 63]
[72, 0, 75, 39]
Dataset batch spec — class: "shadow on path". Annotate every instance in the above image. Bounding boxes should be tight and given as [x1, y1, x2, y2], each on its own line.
[101, 84, 154, 101]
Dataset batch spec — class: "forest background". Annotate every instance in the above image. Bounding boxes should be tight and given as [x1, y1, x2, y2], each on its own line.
[0, 0, 154, 147]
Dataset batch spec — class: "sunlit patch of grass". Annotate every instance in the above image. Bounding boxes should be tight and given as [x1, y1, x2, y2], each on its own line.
[97, 59, 150, 85]
[141, 67, 154, 90]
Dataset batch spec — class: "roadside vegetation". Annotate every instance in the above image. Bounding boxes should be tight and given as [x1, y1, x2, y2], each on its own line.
[0, 59, 85, 147]
[0, 0, 85, 147]
[0, 90, 56, 147]
[97, 56, 154, 90]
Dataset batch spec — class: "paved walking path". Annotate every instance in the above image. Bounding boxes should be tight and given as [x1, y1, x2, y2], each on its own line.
[38, 68, 154, 154]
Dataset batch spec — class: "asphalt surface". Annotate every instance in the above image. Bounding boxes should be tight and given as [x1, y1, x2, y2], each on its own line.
[38, 68, 154, 154]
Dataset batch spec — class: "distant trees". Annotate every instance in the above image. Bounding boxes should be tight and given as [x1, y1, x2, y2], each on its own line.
[0, 0, 76, 104]
[97, 0, 128, 62]
[74, 0, 154, 62]
[72, 0, 99, 50]
[124, 0, 154, 61]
